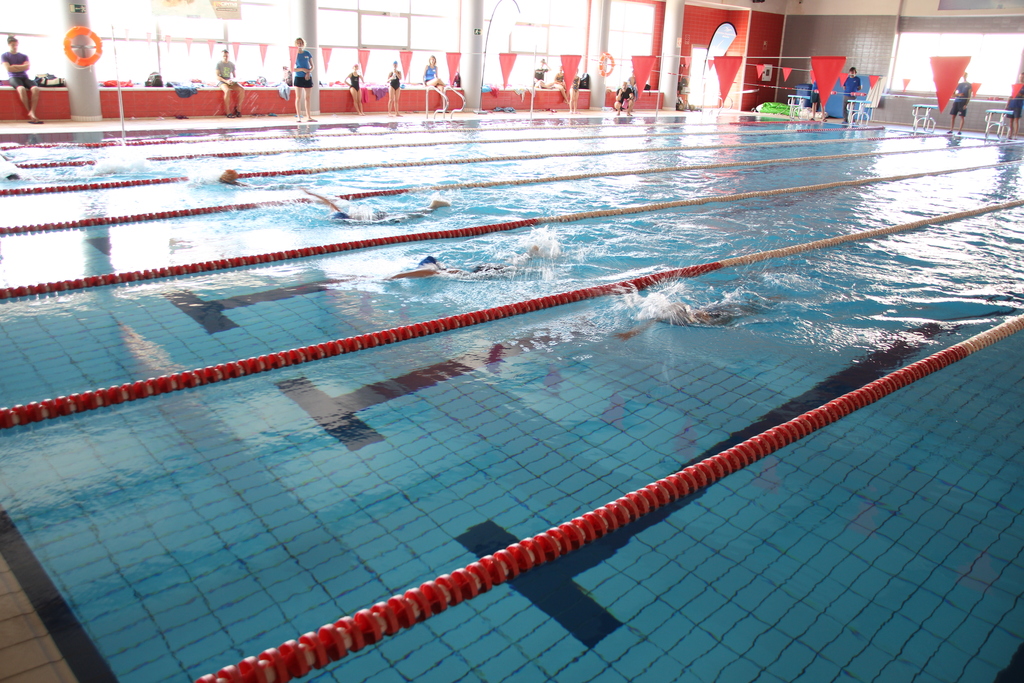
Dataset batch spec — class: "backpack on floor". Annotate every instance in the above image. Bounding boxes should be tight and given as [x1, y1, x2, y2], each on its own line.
[146, 72, 164, 88]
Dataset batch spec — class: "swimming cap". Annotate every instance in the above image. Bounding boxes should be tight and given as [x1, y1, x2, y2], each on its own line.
[219, 169, 239, 184]
[418, 256, 438, 267]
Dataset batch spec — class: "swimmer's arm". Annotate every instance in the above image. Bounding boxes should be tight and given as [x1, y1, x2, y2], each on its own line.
[389, 267, 464, 279]
[613, 320, 656, 341]
[301, 188, 342, 212]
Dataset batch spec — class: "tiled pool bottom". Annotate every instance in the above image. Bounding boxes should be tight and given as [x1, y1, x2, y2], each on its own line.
[2, 302, 1023, 683]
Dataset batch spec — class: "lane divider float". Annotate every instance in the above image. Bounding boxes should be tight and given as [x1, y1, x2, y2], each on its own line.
[145, 126, 862, 162]
[2, 198, 1021, 428]
[193, 310, 1024, 683]
[1, 119, 816, 151]
[1, 132, 946, 201]
[0, 136, 963, 232]
[2, 162, 1021, 294]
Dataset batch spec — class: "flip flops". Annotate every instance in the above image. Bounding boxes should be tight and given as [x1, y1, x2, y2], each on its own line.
[28, 119, 43, 124]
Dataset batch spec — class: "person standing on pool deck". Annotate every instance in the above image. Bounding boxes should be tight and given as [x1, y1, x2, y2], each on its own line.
[842, 67, 862, 124]
[947, 73, 972, 135]
[1007, 71, 1024, 139]
[2, 36, 42, 124]
[293, 37, 315, 122]
[388, 61, 403, 117]
[346, 64, 365, 116]
[216, 50, 245, 118]
[569, 75, 581, 114]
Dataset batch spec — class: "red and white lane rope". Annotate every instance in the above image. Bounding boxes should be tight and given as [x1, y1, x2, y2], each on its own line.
[1, 198, 1021, 428]
[0, 132, 947, 200]
[144, 126, 850, 162]
[1, 165, 1021, 297]
[0, 119, 817, 150]
[148, 127, 881, 162]
[193, 312, 1024, 683]
[14, 160, 96, 169]
[0, 140, 979, 236]
[0, 198, 308, 238]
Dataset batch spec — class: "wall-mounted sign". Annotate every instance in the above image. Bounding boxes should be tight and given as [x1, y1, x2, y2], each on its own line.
[69, 4, 86, 12]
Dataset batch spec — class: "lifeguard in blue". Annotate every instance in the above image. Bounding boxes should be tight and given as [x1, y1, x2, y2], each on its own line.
[842, 67, 862, 124]
[293, 37, 315, 122]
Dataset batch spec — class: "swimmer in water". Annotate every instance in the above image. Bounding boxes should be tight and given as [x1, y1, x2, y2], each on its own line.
[302, 188, 450, 223]
[389, 249, 542, 279]
[615, 300, 755, 340]
[1, 153, 20, 180]
[218, 169, 247, 186]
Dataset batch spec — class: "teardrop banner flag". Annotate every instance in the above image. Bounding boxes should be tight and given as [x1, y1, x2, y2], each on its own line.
[930, 55, 971, 113]
[207, 39, 214, 57]
[499, 53, 517, 88]
[231, 42, 240, 61]
[561, 54, 581, 87]
[322, 47, 333, 73]
[358, 49, 369, 77]
[289, 45, 298, 68]
[165, 35, 171, 51]
[782, 67, 792, 81]
[259, 44, 268, 66]
[971, 82, 981, 97]
[869, 74, 879, 89]
[399, 50, 412, 82]
[184, 37, 192, 55]
[446, 52, 461, 86]
[632, 55, 657, 91]
[1012, 82, 1024, 98]
[902, 78, 911, 92]
[810, 56, 846, 100]
[713, 55, 742, 105]
[755, 64, 765, 79]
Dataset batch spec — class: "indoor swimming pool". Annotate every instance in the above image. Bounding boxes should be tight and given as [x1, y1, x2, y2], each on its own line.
[1, 115, 1023, 683]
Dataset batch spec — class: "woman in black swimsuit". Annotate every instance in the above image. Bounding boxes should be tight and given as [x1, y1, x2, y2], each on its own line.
[347, 64, 365, 116]
[387, 61, 403, 117]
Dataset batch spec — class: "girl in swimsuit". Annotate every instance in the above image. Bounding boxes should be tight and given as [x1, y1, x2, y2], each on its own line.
[552, 67, 569, 103]
[424, 55, 444, 88]
[346, 65, 365, 116]
[569, 76, 580, 114]
[387, 61, 403, 117]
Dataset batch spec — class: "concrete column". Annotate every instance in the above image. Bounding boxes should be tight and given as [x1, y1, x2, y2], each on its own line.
[588, 0, 612, 111]
[461, 0, 484, 111]
[296, 0, 319, 114]
[659, 0, 684, 111]
[59, 0, 103, 121]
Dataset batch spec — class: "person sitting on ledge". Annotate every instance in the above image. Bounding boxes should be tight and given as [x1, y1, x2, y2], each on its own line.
[216, 49, 245, 118]
[3, 36, 42, 123]
[303, 189, 450, 223]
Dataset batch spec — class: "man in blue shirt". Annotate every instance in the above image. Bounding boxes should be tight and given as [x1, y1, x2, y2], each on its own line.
[948, 72, 972, 135]
[842, 67, 862, 124]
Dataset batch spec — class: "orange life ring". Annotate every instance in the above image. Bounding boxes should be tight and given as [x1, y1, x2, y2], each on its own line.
[64, 27, 102, 68]
[598, 52, 615, 78]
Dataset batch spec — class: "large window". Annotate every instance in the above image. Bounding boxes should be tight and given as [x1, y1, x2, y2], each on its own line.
[892, 32, 1024, 97]
[481, 0, 587, 87]
[608, 0, 654, 78]
[3, 0, 460, 85]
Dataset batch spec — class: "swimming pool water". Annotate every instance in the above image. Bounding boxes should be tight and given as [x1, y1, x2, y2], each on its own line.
[1, 117, 1023, 683]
